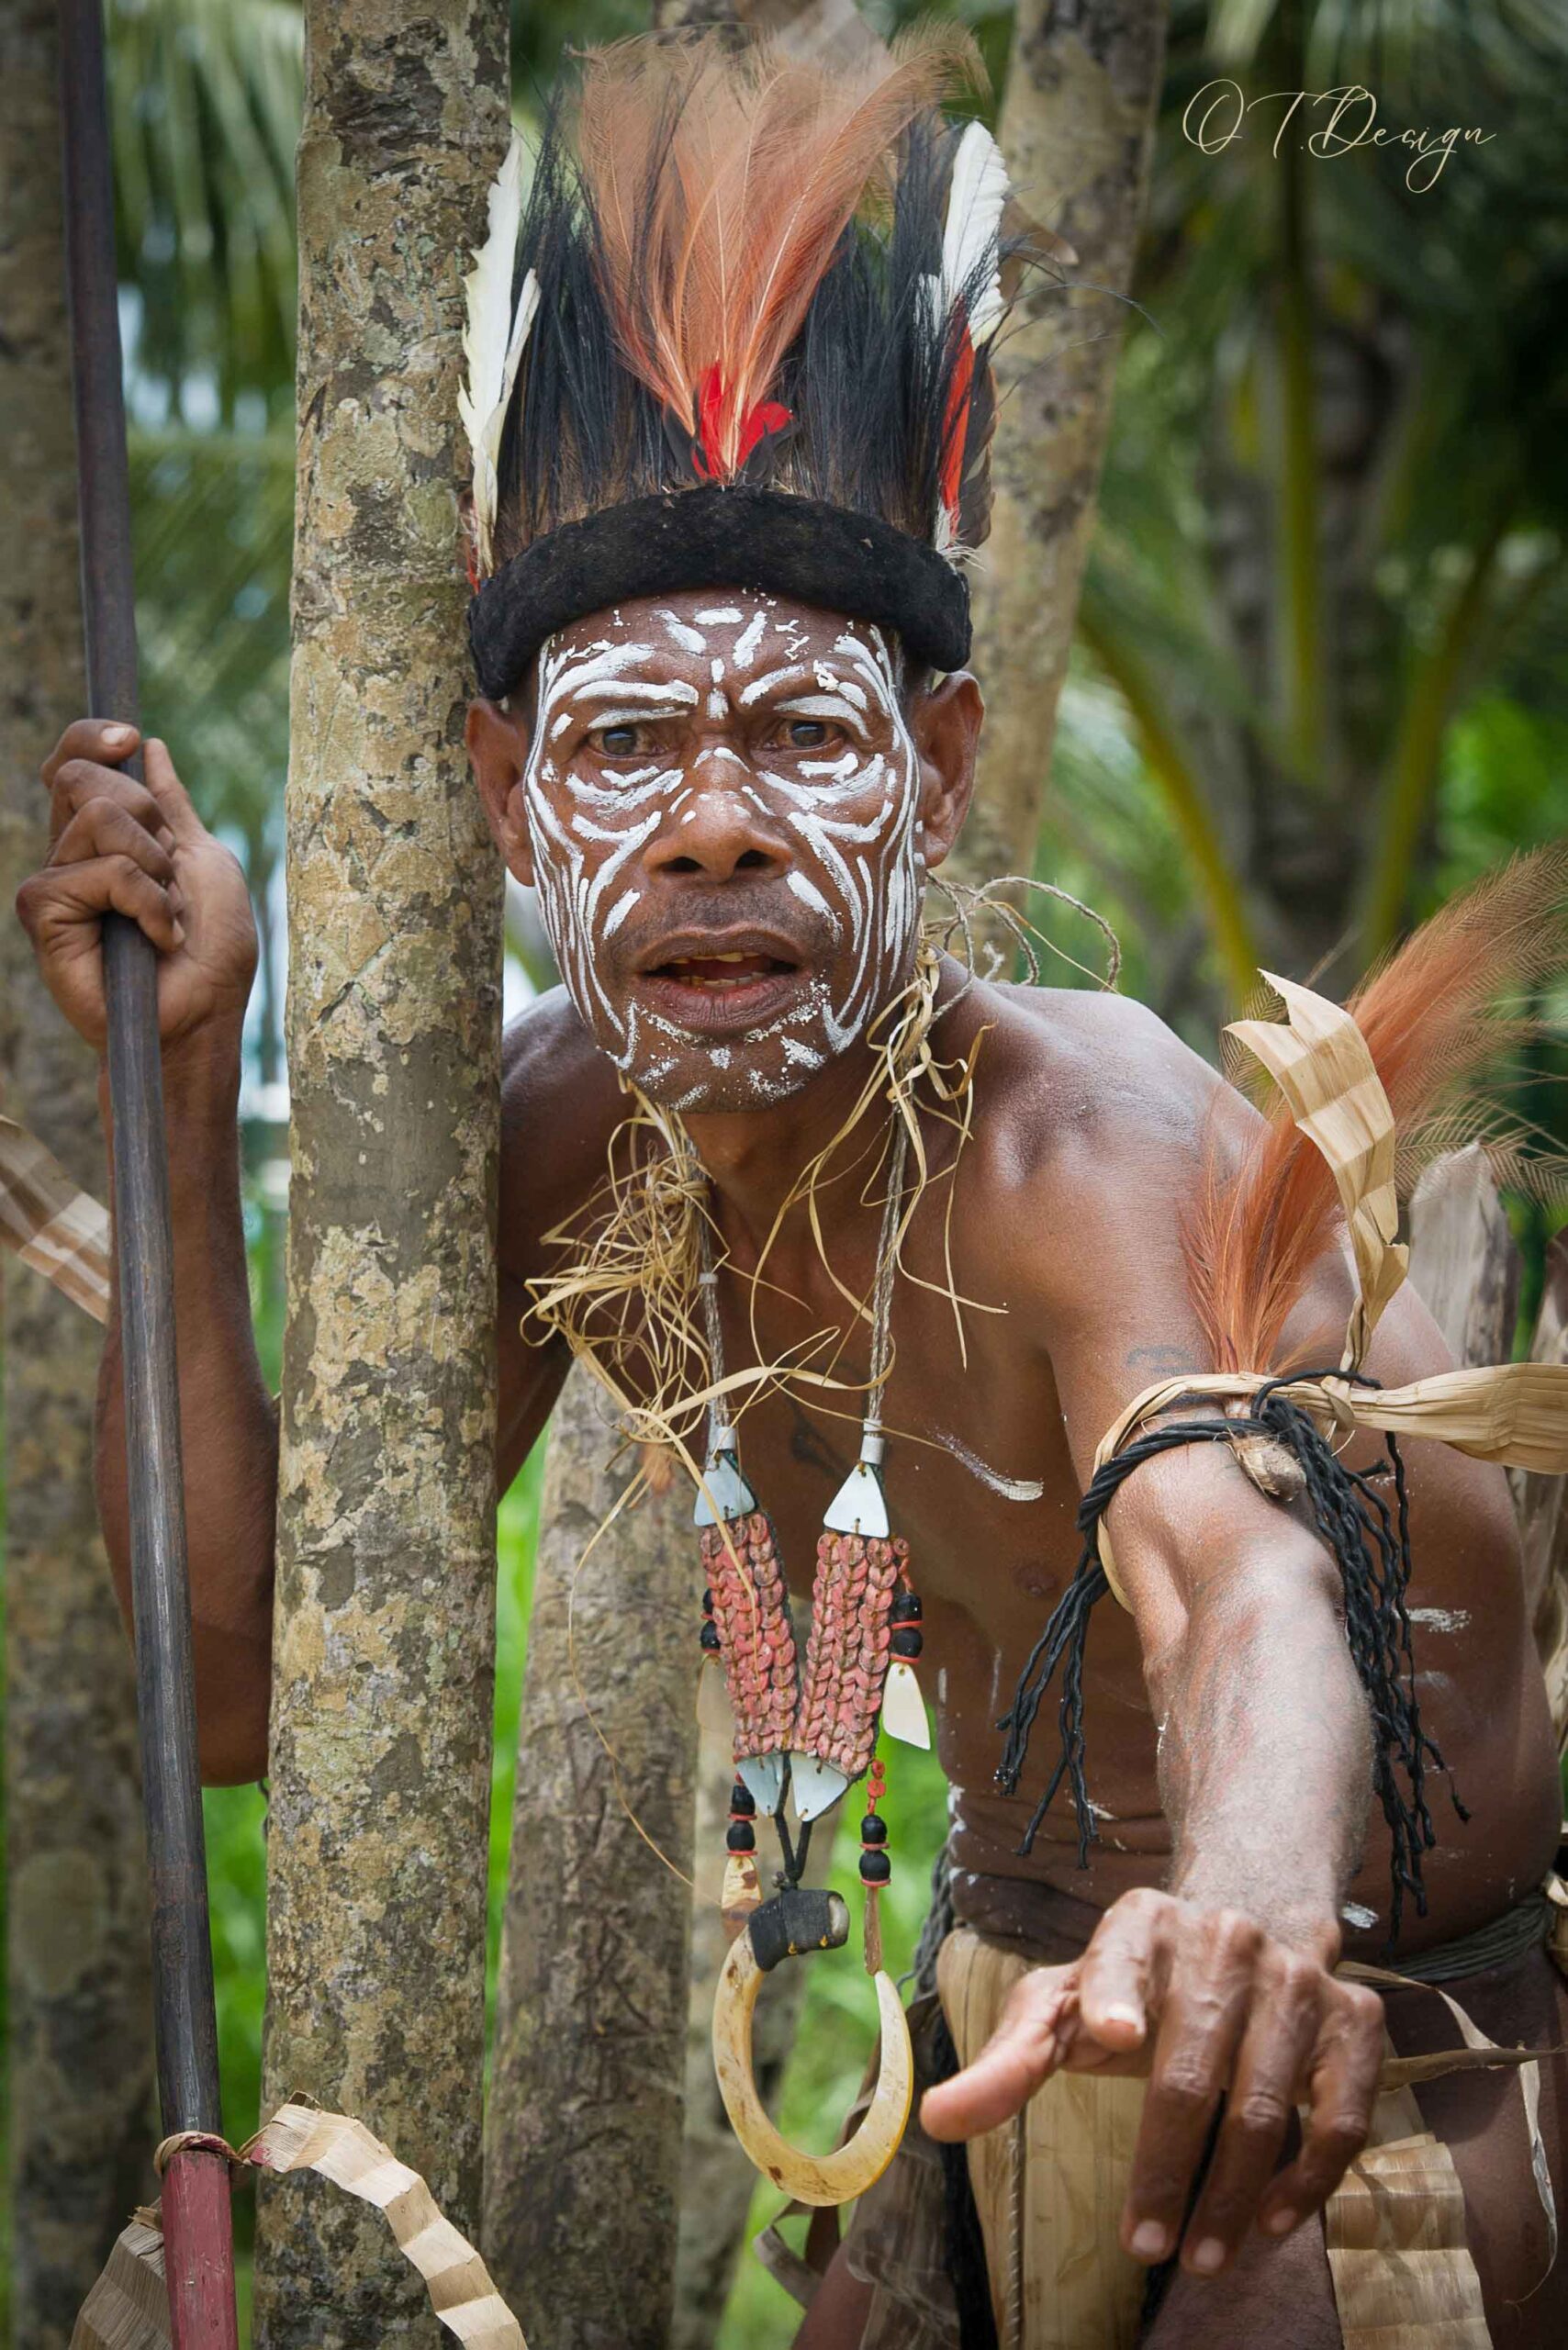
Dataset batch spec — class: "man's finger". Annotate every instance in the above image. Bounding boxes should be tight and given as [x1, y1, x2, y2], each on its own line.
[921, 1968, 1074, 2143]
[49, 758, 169, 849]
[40, 719, 140, 791]
[1178, 1953, 1322, 2274]
[141, 738, 207, 846]
[50, 800, 176, 889]
[1259, 1984, 1383, 2233]
[1076, 1891, 1162, 2050]
[19, 856, 184, 957]
[1119, 1911, 1258, 2265]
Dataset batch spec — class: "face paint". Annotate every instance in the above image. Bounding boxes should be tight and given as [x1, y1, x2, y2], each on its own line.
[517, 594, 925, 1110]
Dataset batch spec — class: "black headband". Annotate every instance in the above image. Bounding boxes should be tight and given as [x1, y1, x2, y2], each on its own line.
[466, 485, 971, 699]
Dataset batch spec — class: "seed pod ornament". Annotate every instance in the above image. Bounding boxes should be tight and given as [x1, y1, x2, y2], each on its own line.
[791, 1428, 929, 1821]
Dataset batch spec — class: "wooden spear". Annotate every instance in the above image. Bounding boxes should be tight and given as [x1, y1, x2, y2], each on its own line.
[55, 3, 239, 2340]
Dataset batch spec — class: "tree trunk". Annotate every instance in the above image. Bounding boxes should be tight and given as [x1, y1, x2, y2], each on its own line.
[956, 0, 1169, 892]
[254, 6, 508, 2343]
[484, 1365, 700, 2348]
[0, 7, 156, 2342]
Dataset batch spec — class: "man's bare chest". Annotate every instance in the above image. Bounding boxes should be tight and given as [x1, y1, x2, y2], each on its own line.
[698, 1316, 1083, 1658]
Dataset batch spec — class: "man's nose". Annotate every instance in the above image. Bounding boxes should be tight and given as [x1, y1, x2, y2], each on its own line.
[647, 766, 792, 883]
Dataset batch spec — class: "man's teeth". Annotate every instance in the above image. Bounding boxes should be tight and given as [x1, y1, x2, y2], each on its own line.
[660, 952, 788, 990]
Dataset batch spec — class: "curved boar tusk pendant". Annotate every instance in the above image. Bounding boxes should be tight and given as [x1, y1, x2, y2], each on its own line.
[711, 1889, 914, 2207]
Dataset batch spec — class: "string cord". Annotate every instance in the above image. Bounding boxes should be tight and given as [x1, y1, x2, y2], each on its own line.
[994, 1370, 1464, 1949]
[699, 1108, 913, 1779]
[695, 1058, 912, 1429]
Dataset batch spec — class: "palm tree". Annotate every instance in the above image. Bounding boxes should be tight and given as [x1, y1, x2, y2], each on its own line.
[1051, 0, 1568, 1029]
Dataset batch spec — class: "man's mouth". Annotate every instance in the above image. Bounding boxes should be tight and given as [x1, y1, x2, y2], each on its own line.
[632, 930, 812, 1034]
[652, 950, 797, 991]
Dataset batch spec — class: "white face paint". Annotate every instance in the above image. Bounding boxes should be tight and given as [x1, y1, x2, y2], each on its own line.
[518, 593, 925, 1109]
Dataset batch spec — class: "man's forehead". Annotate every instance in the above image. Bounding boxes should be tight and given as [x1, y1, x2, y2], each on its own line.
[541, 595, 892, 692]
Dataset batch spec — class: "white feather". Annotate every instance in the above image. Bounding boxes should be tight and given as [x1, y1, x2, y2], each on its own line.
[923, 122, 1009, 554]
[939, 119, 1009, 344]
[459, 132, 538, 577]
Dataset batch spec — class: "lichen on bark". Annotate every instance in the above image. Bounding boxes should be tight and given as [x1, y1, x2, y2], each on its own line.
[0, 8, 157, 2342]
[483, 1366, 699, 2349]
[254, 6, 508, 2343]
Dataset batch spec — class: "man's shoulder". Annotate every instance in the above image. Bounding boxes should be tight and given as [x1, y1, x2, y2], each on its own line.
[502, 982, 619, 1105]
[973, 980, 1233, 1173]
[958, 980, 1251, 1326]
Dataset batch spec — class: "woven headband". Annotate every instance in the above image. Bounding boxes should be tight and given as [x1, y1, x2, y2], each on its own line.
[466, 487, 972, 700]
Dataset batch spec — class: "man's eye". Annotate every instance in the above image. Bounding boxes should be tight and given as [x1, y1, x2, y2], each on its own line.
[595, 723, 641, 756]
[784, 719, 831, 749]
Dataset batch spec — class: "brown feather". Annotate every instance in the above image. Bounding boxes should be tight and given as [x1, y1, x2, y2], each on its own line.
[576, 27, 977, 474]
[1185, 846, 1568, 1373]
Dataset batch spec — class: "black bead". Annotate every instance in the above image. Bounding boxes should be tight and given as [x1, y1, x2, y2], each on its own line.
[890, 1627, 924, 1660]
[859, 1814, 888, 1845]
[859, 1850, 892, 1885]
[726, 1820, 756, 1853]
[729, 1779, 756, 1816]
[700, 1621, 721, 1652]
[702, 1586, 714, 1615]
[890, 1592, 923, 1624]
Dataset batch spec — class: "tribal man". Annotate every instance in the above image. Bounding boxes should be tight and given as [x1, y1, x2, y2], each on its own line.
[17, 28, 1567, 2350]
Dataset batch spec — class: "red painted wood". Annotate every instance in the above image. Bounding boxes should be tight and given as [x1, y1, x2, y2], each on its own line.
[162, 2152, 240, 2350]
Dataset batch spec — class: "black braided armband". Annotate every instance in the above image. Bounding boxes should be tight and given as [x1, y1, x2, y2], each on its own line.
[993, 1371, 1465, 1946]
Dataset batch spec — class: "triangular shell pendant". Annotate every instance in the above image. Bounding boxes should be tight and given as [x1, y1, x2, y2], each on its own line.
[789, 1752, 852, 1823]
[880, 1658, 929, 1749]
[693, 1436, 757, 1528]
[823, 1449, 890, 1537]
[736, 1753, 786, 1815]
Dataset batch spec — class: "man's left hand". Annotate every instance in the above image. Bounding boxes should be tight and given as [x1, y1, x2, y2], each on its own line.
[920, 1886, 1385, 2277]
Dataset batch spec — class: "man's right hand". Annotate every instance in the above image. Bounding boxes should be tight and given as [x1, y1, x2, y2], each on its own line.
[17, 720, 257, 1054]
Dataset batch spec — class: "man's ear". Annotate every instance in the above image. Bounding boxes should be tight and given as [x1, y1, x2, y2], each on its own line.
[909, 672, 983, 871]
[465, 698, 536, 886]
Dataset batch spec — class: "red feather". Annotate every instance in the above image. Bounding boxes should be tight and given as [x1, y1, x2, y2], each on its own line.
[938, 327, 975, 523]
[576, 28, 978, 481]
[1183, 847, 1568, 1374]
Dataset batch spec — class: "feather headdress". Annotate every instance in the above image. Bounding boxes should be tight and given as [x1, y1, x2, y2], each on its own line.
[1185, 846, 1568, 1374]
[459, 29, 1047, 699]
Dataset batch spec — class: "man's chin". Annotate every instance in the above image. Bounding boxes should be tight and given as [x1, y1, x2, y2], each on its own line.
[623, 1048, 822, 1116]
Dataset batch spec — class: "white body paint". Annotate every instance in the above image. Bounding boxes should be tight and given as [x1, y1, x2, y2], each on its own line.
[519, 597, 924, 1106]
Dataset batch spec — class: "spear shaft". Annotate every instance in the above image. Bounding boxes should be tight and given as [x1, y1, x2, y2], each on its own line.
[56, 2, 238, 2338]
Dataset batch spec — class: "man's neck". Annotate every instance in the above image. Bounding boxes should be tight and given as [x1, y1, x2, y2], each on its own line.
[681, 1031, 885, 1257]
[677, 955, 973, 1264]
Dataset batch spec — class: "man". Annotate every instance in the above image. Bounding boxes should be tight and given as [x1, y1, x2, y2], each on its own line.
[18, 30, 1565, 2349]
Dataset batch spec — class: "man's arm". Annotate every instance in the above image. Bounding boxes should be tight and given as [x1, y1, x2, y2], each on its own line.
[925, 998, 1387, 2276]
[18, 722, 580, 1781]
[19, 722, 281, 1780]
[95, 1020, 279, 1782]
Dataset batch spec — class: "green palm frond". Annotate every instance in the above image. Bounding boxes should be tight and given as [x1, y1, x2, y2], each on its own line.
[129, 425, 293, 845]
[110, 0, 303, 422]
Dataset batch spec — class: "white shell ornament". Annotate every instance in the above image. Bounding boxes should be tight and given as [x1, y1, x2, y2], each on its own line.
[711, 1890, 913, 2206]
[880, 1658, 930, 1749]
